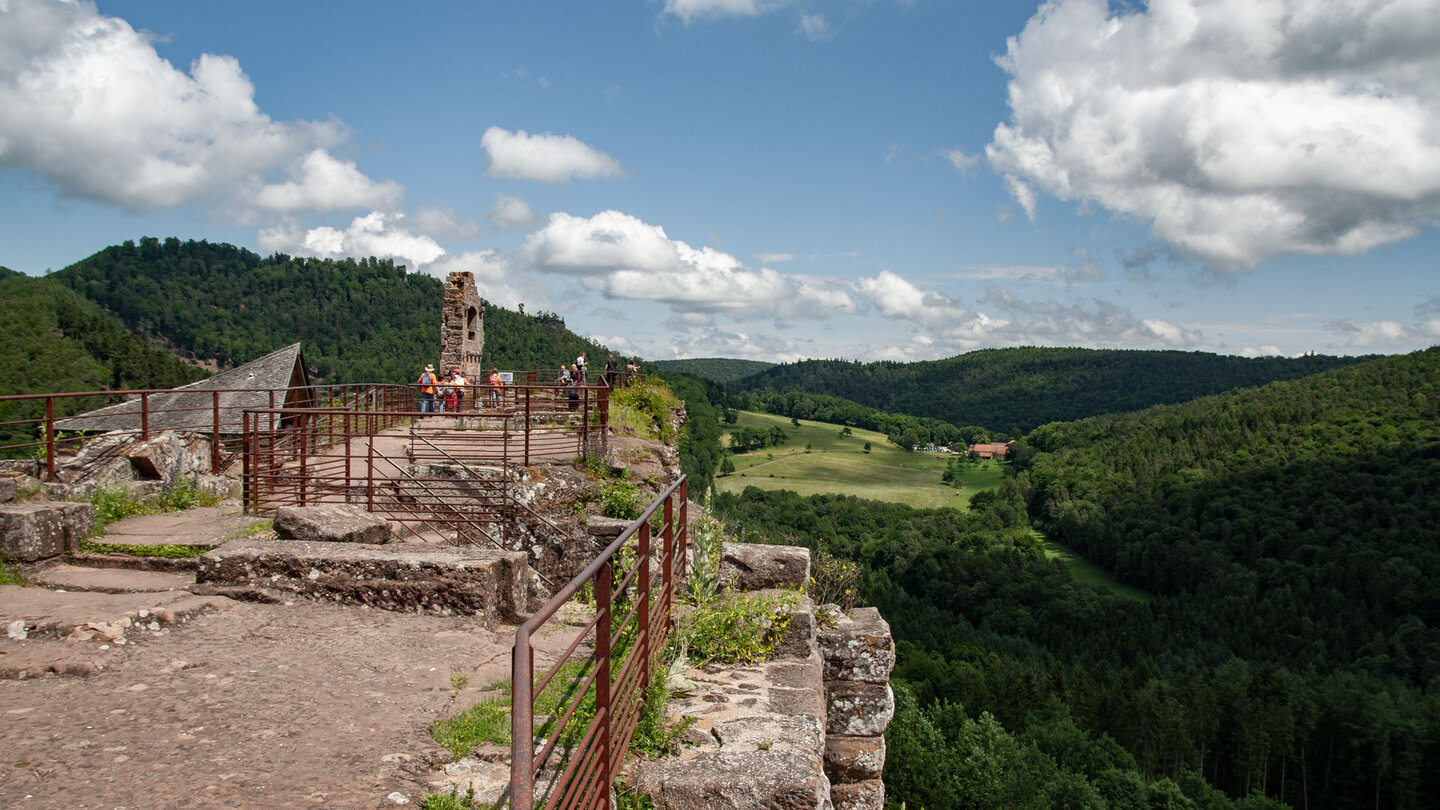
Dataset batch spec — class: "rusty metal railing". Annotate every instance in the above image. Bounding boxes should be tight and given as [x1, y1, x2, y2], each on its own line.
[511, 476, 689, 809]
[240, 382, 609, 543]
[0, 383, 407, 481]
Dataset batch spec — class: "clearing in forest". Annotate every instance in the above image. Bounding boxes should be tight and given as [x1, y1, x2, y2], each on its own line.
[714, 410, 1006, 510]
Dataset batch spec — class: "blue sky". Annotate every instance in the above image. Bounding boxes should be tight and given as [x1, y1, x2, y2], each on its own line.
[2, 0, 1437, 363]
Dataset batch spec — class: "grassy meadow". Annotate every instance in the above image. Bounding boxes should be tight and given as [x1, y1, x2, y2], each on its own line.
[715, 411, 1005, 510]
[1039, 533, 1153, 602]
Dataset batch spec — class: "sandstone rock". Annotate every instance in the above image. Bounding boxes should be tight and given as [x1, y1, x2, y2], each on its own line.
[830, 779, 884, 810]
[274, 504, 392, 544]
[817, 607, 895, 684]
[0, 459, 42, 478]
[585, 515, 632, 541]
[0, 476, 15, 504]
[772, 604, 817, 660]
[0, 500, 95, 561]
[720, 542, 810, 592]
[635, 749, 830, 810]
[824, 735, 886, 783]
[825, 681, 894, 737]
[196, 538, 527, 620]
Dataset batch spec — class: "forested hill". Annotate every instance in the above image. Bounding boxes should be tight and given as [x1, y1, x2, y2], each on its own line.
[650, 357, 775, 382]
[0, 267, 206, 397]
[0, 267, 208, 449]
[731, 347, 1366, 432]
[49, 237, 618, 384]
[1006, 346, 1440, 804]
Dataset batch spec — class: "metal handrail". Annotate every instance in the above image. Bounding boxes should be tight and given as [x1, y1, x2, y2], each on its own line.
[511, 476, 689, 809]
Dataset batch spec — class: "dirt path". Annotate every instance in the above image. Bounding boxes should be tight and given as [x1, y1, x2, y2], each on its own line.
[1, 597, 532, 809]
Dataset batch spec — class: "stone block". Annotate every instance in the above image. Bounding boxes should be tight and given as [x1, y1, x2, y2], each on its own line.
[0, 501, 94, 561]
[817, 606, 895, 683]
[830, 779, 884, 810]
[824, 735, 886, 783]
[772, 604, 817, 660]
[825, 681, 894, 737]
[635, 749, 829, 810]
[0, 476, 15, 504]
[274, 504, 392, 544]
[585, 515, 631, 541]
[720, 542, 810, 591]
[0, 460, 42, 478]
[196, 538, 527, 620]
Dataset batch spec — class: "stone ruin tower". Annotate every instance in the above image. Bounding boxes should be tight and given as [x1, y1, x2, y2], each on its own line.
[441, 271, 483, 380]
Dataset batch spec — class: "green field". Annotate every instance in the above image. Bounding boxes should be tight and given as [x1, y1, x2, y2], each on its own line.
[1039, 532, 1153, 602]
[715, 411, 1005, 510]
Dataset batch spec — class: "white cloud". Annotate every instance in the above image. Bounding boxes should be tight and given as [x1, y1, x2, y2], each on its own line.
[257, 211, 445, 272]
[486, 193, 541, 230]
[798, 13, 832, 41]
[251, 149, 402, 213]
[481, 126, 627, 184]
[944, 148, 979, 173]
[410, 205, 481, 240]
[662, 0, 763, 24]
[0, 0, 390, 216]
[518, 210, 855, 320]
[755, 252, 796, 263]
[1326, 317, 1440, 351]
[987, 0, 1440, 271]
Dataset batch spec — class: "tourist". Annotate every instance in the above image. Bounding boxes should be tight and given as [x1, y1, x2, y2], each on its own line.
[417, 364, 437, 413]
[488, 368, 504, 408]
[604, 354, 618, 387]
[449, 367, 466, 412]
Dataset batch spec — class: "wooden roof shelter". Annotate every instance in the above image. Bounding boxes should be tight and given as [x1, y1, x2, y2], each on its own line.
[56, 343, 313, 435]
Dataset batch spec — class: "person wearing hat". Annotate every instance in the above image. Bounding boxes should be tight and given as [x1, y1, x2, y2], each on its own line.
[417, 364, 437, 413]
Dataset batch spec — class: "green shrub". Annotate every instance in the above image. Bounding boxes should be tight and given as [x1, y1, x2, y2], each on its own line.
[0, 560, 26, 586]
[429, 696, 511, 757]
[599, 481, 646, 520]
[684, 590, 803, 665]
[612, 380, 682, 444]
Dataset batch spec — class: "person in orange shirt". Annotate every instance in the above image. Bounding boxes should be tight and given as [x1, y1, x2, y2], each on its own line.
[416, 364, 437, 413]
[487, 368, 503, 408]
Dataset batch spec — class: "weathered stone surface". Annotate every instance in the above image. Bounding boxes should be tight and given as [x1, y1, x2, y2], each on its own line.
[711, 714, 825, 756]
[830, 779, 884, 810]
[196, 538, 527, 620]
[720, 542, 810, 592]
[817, 606, 895, 684]
[0, 477, 15, 504]
[825, 681, 894, 737]
[274, 504, 392, 544]
[635, 749, 830, 810]
[824, 735, 886, 783]
[0, 460, 41, 477]
[0, 501, 94, 562]
[585, 515, 632, 540]
[773, 603, 816, 660]
[127, 432, 202, 481]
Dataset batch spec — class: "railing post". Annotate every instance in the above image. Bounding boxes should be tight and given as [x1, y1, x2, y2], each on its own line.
[212, 391, 221, 474]
[242, 411, 252, 514]
[298, 426, 308, 506]
[679, 479, 689, 580]
[366, 439, 375, 512]
[511, 636, 535, 810]
[140, 392, 150, 441]
[638, 521, 652, 687]
[596, 559, 614, 787]
[44, 396, 55, 482]
[524, 386, 531, 466]
[662, 493, 674, 634]
[344, 411, 352, 499]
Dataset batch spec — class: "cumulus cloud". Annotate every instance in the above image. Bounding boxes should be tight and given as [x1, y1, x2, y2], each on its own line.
[982, 285, 1204, 349]
[486, 193, 541, 230]
[410, 205, 482, 240]
[518, 210, 855, 320]
[258, 211, 445, 272]
[987, 0, 1440, 271]
[0, 0, 392, 215]
[251, 150, 402, 213]
[944, 148, 980, 173]
[1326, 316, 1440, 352]
[481, 127, 627, 184]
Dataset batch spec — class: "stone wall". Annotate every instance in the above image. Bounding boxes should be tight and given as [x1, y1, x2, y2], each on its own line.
[818, 606, 895, 810]
[440, 271, 484, 381]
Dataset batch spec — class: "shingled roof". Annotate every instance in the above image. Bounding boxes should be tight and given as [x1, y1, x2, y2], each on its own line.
[56, 343, 312, 435]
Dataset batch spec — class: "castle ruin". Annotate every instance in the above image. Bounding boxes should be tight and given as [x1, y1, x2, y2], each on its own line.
[441, 271, 483, 379]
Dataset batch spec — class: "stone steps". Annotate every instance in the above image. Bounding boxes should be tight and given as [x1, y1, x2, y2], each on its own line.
[195, 537, 529, 621]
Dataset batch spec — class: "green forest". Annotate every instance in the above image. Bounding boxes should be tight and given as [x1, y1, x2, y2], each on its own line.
[712, 348, 1440, 809]
[0, 268, 208, 451]
[48, 237, 621, 385]
[650, 356, 776, 383]
[731, 348, 1367, 433]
